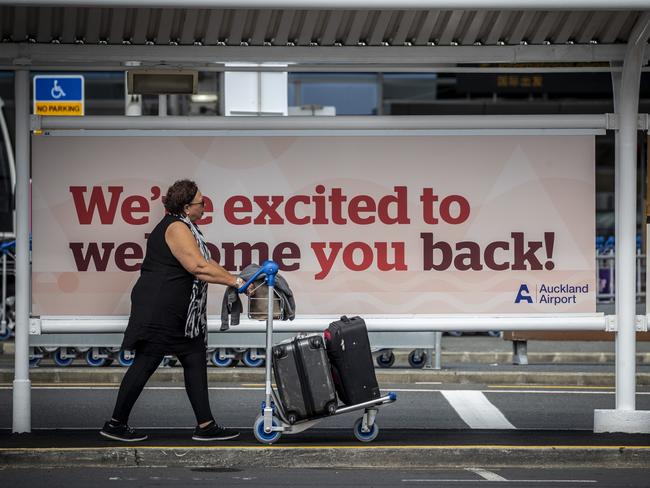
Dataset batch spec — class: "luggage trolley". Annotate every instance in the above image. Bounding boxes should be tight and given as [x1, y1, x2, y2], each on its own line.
[238, 260, 397, 445]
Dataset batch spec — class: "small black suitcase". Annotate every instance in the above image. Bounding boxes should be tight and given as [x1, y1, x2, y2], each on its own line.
[325, 315, 380, 406]
[272, 335, 338, 424]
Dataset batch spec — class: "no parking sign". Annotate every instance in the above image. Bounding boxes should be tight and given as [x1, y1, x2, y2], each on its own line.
[33, 75, 84, 116]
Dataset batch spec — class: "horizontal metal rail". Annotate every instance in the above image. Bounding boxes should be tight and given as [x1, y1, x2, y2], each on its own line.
[32, 314, 622, 334]
[34, 114, 611, 131]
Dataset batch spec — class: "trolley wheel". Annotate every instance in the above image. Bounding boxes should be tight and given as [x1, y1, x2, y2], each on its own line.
[375, 351, 395, 368]
[160, 357, 178, 367]
[53, 348, 74, 367]
[210, 349, 237, 368]
[0, 326, 13, 341]
[29, 357, 42, 368]
[117, 349, 135, 367]
[407, 350, 427, 369]
[242, 349, 265, 368]
[447, 331, 463, 337]
[85, 349, 108, 367]
[353, 417, 379, 443]
[487, 330, 501, 337]
[253, 415, 281, 445]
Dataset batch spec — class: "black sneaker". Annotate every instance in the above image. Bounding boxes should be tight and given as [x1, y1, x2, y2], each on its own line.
[192, 421, 240, 441]
[100, 421, 148, 442]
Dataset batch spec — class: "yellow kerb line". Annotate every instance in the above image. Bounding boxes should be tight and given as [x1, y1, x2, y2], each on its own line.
[1, 445, 650, 452]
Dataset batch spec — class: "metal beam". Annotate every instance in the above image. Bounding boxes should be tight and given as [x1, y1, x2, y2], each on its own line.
[35, 314, 612, 334]
[12, 69, 30, 434]
[297, 9, 318, 46]
[439, 10, 464, 45]
[368, 10, 392, 46]
[414, 10, 440, 45]
[461, 10, 488, 45]
[485, 11, 511, 45]
[0, 42, 631, 68]
[345, 10, 369, 46]
[34, 114, 609, 130]
[273, 8, 294, 45]
[601, 11, 631, 44]
[3, 1, 650, 10]
[251, 9, 272, 45]
[531, 11, 561, 44]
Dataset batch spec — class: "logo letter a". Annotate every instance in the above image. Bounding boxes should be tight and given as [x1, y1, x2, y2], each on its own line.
[515, 284, 533, 304]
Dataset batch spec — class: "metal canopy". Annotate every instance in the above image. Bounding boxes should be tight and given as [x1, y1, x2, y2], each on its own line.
[4, 1, 650, 435]
[0, 3, 648, 69]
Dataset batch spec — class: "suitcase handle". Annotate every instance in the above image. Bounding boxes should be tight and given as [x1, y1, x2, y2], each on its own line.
[238, 260, 279, 293]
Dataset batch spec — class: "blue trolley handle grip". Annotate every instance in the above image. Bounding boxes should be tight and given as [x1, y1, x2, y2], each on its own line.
[0, 240, 15, 254]
[237, 260, 280, 294]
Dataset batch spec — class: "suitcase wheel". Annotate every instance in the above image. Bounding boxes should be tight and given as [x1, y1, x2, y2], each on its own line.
[253, 415, 282, 445]
[353, 417, 379, 443]
[286, 412, 298, 424]
[326, 401, 337, 415]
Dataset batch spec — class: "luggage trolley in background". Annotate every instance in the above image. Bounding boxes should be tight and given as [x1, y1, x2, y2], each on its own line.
[238, 260, 397, 445]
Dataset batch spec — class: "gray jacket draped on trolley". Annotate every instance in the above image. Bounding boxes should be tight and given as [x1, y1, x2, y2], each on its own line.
[220, 263, 296, 331]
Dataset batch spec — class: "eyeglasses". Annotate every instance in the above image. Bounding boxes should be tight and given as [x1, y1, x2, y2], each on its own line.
[187, 199, 205, 207]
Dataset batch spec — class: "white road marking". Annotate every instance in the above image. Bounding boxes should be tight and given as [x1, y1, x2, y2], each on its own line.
[467, 468, 507, 481]
[441, 390, 516, 430]
[402, 479, 596, 483]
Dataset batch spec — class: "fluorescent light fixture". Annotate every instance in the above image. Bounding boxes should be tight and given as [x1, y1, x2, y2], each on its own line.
[191, 94, 218, 103]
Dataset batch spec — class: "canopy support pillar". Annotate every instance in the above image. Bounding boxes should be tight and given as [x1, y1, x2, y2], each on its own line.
[12, 69, 31, 433]
[595, 13, 650, 434]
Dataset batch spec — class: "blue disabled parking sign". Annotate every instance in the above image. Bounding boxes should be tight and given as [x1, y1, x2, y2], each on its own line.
[33, 75, 85, 116]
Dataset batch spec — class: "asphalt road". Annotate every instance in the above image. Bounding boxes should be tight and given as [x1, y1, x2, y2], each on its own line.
[1, 466, 649, 488]
[2, 382, 650, 432]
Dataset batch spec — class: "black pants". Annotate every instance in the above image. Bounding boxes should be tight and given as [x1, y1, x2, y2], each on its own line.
[111, 347, 213, 425]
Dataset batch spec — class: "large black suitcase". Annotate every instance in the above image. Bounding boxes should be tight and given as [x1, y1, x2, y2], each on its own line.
[325, 316, 380, 406]
[272, 335, 338, 424]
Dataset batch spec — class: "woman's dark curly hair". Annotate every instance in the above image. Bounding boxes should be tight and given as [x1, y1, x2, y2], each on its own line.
[163, 179, 198, 214]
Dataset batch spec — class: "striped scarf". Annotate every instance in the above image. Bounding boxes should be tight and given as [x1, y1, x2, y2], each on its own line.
[177, 214, 210, 341]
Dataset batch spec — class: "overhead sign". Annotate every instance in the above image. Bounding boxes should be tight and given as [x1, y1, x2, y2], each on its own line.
[33, 75, 84, 116]
[31, 134, 595, 316]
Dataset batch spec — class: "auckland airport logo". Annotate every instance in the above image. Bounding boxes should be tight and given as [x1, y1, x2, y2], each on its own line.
[515, 283, 589, 305]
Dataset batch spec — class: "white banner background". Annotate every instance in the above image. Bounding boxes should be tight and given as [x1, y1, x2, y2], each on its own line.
[31, 134, 595, 316]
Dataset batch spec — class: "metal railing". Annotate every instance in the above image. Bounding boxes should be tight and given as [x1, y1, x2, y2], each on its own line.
[0, 240, 15, 338]
[596, 249, 645, 303]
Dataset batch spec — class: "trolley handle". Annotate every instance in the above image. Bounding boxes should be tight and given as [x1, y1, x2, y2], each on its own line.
[237, 260, 280, 294]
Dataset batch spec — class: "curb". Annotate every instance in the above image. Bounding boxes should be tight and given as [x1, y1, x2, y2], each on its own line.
[2, 446, 649, 469]
[2, 367, 650, 386]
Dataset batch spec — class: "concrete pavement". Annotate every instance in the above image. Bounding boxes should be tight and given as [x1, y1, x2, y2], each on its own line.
[2, 336, 650, 469]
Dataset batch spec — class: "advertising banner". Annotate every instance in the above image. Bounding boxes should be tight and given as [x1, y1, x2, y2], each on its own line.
[32, 134, 595, 316]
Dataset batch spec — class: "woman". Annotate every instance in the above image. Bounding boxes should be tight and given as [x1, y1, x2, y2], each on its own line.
[100, 179, 245, 442]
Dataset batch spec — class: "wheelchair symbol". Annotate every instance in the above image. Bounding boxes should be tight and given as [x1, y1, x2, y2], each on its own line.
[50, 80, 66, 99]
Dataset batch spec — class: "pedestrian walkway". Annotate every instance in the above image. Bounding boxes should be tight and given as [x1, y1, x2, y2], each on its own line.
[2, 428, 649, 469]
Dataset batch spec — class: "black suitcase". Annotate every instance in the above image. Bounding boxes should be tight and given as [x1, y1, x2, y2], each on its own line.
[272, 335, 338, 424]
[325, 315, 380, 406]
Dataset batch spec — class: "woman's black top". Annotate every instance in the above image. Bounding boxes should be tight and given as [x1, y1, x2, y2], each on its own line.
[122, 214, 205, 353]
